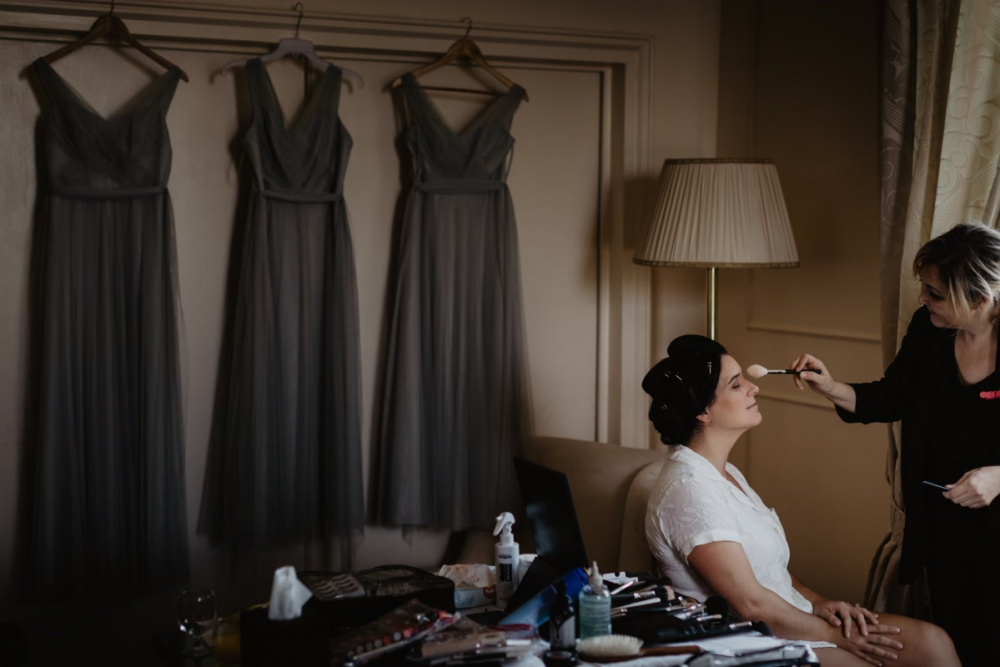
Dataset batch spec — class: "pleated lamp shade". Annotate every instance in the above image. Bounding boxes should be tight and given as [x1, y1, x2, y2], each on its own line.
[634, 158, 799, 268]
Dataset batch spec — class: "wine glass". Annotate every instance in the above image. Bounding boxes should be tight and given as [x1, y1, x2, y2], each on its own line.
[177, 588, 216, 658]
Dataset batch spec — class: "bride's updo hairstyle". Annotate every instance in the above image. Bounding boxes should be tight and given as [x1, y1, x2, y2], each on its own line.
[641, 334, 727, 446]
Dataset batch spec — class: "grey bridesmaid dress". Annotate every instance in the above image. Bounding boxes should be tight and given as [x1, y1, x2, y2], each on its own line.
[199, 60, 364, 564]
[376, 74, 530, 531]
[29, 58, 189, 599]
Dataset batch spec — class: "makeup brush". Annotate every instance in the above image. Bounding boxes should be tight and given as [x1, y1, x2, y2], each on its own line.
[746, 364, 823, 379]
[610, 586, 673, 606]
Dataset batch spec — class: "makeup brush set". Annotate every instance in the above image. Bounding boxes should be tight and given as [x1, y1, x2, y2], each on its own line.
[609, 582, 769, 646]
[578, 578, 819, 666]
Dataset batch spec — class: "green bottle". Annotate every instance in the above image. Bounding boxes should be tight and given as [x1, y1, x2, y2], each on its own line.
[578, 561, 611, 638]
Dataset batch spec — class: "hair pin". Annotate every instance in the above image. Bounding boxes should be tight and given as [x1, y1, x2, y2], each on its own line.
[663, 369, 684, 384]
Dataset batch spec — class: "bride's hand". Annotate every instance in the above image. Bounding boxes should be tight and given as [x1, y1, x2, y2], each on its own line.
[812, 599, 881, 638]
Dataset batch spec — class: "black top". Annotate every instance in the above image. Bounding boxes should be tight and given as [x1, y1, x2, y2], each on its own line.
[837, 306, 1000, 582]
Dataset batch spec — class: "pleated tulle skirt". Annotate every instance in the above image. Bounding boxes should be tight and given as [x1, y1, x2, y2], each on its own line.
[376, 188, 528, 530]
[199, 192, 364, 565]
[31, 193, 189, 600]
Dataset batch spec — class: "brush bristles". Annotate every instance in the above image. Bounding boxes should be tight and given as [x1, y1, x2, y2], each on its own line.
[576, 635, 643, 659]
[746, 364, 768, 379]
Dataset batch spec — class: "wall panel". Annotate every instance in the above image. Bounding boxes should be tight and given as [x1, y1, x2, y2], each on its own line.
[716, 0, 886, 603]
[0, 0, 716, 613]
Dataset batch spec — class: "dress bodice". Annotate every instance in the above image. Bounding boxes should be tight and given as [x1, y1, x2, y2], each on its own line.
[32, 58, 178, 196]
[399, 73, 524, 189]
[242, 59, 352, 200]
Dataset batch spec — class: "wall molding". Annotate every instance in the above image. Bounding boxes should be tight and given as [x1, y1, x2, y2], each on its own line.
[0, 2, 655, 64]
[757, 390, 834, 410]
[0, 0, 656, 445]
[747, 321, 881, 343]
[742, 261, 882, 344]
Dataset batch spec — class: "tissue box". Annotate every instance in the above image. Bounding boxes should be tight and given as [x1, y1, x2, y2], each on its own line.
[240, 604, 329, 667]
[437, 564, 497, 609]
[299, 565, 455, 630]
[453, 585, 495, 609]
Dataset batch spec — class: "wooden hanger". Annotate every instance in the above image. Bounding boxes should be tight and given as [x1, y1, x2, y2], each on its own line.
[218, 3, 364, 88]
[42, 1, 189, 82]
[391, 18, 529, 102]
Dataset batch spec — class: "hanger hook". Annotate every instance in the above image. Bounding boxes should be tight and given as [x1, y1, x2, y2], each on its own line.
[461, 17, 472, 40]
[293, 3, 304, 39]
[109, 0, 116, 14]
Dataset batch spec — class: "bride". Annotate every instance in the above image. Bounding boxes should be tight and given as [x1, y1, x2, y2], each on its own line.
[642, 334, 959, 667]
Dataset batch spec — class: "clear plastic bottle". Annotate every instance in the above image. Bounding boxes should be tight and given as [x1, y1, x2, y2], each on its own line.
[577, 561, 611, 638]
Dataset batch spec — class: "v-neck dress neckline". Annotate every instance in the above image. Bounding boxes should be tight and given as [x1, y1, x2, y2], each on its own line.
[251, 58, 337, 138]
[33, 58, 180, 126]
[401, 72, 523, 141]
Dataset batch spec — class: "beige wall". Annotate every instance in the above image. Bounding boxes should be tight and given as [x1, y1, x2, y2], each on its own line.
[0, 0, 894, 615]
[712, 0, 888, 603]
[0, 0, 717, 610]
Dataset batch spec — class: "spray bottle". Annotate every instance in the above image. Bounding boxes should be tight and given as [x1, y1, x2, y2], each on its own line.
[493, 512, 520, 609]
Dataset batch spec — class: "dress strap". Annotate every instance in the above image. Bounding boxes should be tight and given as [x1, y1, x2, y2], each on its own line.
[244, 59, 268, 115]
[323, 65, 344, 118]
[146, 68, 182, 114]
[31, 58, 62, 104]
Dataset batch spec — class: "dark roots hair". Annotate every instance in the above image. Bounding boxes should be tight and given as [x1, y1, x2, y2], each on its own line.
[641, 334, 727, 446]
[913, 222, 1000, 324]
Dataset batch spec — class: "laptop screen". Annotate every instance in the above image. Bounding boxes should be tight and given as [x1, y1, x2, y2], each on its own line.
[513, 457, 589, 572]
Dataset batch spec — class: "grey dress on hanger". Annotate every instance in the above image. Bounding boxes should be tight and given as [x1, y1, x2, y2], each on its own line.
[199, 60, 364, 564]
[376, 74, 530, 530]
[29, 58, 189, 599]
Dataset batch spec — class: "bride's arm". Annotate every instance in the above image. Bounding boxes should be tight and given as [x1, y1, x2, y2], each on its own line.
[689, 541, 902, 665]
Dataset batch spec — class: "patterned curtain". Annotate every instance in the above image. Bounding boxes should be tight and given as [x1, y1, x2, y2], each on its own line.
[870, 0, 1000, 616]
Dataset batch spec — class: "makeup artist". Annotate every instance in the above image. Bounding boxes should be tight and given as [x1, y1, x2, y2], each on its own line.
[792, 222, 1000, 666]
[643, 335, 958, 667]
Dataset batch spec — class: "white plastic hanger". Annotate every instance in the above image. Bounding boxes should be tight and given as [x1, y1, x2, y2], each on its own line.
[218, 3, 364, 88]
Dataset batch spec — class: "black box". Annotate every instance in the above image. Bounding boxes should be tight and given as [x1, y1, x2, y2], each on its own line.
[240, 604, 330, 667]
[300, 565, 455, 632]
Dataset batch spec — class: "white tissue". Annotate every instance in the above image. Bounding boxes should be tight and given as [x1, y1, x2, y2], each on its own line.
[267, 565, 313, 620]
[437, 564, 495, 589]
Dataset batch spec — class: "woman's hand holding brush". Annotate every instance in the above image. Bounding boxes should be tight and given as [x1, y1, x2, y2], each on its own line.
[787, 353, 858, 413]
[786, 354, 834, 393]
[748, 355, 859, 413]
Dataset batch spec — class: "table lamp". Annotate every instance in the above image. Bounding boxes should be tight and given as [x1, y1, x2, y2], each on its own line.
[633, 158, 799, 339]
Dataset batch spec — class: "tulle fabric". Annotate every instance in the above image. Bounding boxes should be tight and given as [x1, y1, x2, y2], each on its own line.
[375, 75, 530, 530]
[199, 60, 364, 566]
[29, 58, 189, 599]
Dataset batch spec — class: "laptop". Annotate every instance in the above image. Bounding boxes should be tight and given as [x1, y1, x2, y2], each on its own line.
[503, 457, 589, 613]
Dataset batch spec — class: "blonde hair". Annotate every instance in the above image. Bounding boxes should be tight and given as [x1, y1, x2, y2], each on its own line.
[913, 223, 1000, 323]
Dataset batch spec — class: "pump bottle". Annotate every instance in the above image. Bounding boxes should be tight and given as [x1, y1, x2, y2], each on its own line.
[578, 561, 611, 638]
[493, 512, 520, 609]
[549, 578, 576, 651]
